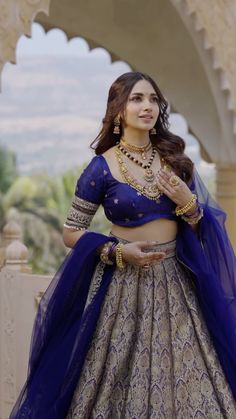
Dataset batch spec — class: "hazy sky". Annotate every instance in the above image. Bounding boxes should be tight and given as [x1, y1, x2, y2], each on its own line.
[0, 23, 214, 178]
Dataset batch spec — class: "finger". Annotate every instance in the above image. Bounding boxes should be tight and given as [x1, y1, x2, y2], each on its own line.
[159, 169, 184, 189]
[156, 176, 174, 196]
[140, 254, 166, 266]
[156, 171, 172, 187]
[147, 252, 166, 261]
[141, 251, 166, 262]
[158, 169, 171, 182]
[160, 168, 176, 177]
[138, 241, 159, 250]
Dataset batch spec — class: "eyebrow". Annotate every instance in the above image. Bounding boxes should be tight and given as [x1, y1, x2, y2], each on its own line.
[130, 92, 158, 96]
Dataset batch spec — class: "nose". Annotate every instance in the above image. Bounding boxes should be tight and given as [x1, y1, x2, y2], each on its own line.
[143, 98, 152, 110]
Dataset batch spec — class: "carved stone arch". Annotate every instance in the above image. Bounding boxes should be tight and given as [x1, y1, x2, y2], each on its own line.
[34, 0, 236, 164]
[0, 0, 50, 79]
[1, 0, 236, 162]
[0, 0, 236, 246]
[170, 0, 236, 162]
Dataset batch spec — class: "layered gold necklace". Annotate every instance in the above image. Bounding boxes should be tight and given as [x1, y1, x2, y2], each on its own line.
[115, 143, 163, 200]
[120, 138, 152, 160]
[118, 143, 157, 182]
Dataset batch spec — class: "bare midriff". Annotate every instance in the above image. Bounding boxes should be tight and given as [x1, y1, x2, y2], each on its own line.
[110, 218, 178, 243]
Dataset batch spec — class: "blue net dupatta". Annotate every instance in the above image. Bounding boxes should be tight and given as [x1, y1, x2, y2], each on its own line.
[176, 168, 236, 400]
[10, 168, 236, 418]
[10, 232, 118, 419]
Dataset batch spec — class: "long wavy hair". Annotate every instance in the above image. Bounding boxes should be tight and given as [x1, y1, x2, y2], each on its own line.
[90, 71, 194, 183]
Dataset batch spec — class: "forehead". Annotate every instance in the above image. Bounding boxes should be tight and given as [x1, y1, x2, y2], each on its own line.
[130, 79, 156, 95]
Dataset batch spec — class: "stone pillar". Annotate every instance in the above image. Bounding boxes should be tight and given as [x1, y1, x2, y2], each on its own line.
[5, 240, 30, 273]
[0, 216, 22, 269]
[0, 211, 31, 272]
[215, 164, 236, 251]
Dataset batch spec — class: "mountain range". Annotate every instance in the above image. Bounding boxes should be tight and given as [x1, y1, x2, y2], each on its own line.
[0, 55, 214, 181]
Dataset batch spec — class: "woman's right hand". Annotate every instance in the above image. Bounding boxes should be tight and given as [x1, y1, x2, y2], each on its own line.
[120, 241, 166, 268]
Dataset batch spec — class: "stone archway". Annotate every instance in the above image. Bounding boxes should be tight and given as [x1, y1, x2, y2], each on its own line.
[0, 0, 236, 247]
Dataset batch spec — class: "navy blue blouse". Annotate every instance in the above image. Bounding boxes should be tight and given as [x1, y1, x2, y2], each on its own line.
[74, 155, 178, 227]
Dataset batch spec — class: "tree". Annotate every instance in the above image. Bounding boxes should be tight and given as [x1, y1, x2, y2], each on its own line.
[0, 145, 18, 193]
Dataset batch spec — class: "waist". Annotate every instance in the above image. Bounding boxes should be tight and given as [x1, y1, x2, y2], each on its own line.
[110, 233, 176, 259]
[110, 218, 178, 243]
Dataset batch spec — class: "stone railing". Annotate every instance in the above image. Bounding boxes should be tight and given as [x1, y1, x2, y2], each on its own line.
[0, 212, 52, 419]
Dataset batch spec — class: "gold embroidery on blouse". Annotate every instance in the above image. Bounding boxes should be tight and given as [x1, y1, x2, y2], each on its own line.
[64, 196, 99, 230]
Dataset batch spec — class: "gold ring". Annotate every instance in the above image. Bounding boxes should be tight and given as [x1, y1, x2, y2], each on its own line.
[169, 175, 180, 186]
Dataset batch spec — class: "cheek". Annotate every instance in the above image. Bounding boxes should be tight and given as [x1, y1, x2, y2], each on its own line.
[154, 105, 160, 120]
[124, 106, 138, 123]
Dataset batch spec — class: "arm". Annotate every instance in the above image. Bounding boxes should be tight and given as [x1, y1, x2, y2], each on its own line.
[63, 157, 103, 248]
[63, 195, 100, 248]
[156, 167, 203, 233]
[63, 228, 86, 249]
[63, 156, 172, 266]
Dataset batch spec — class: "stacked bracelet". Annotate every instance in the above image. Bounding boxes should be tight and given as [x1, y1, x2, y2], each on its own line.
[108, 242, 117, 261]
[100, 242, 114, 265]
[115, 242, 125, 269]
[181, 206, 204, 225]
[175, 194, 197, 216]
[100, 241, 126, 269]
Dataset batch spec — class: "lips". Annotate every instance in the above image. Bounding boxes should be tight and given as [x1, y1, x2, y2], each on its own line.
[139, 115, 153, 119]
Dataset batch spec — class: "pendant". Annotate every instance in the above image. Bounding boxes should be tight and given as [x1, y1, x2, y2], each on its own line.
[144, 183, 162, 199]
[143, 168, 155, 182]
[141, 151, 147, 160]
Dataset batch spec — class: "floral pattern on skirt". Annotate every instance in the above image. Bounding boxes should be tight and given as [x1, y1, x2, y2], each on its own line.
[67, 239, 236, 419]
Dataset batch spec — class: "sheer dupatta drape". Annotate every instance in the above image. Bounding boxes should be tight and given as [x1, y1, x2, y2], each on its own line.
[176, 168, 236, 399]
[10, 233, 118, 419]
[10, 169, 236, 418]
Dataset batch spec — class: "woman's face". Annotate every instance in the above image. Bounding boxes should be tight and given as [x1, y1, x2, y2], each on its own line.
[123, 79, 160, 132]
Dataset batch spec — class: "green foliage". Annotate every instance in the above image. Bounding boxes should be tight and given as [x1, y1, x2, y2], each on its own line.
[0, 146, 18, 193]
[0, 156, 110, 274]
[3, 176, 37, 210]
[62, 167, 81, 199]
[1, 151, 217, 274]
[21, 211, 67, 273]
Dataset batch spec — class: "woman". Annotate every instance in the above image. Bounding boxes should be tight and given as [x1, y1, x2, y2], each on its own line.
[10, 72, 236, 418]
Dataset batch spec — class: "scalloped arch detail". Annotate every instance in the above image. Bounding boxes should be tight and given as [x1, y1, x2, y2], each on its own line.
[40, 24, 126, 66]
[0, 0, 50, 88]
[0, 0, 235, 137]
[171, 0, 236, 135]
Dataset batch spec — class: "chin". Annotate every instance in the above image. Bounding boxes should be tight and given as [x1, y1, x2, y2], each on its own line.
[139, 125, 153, 132]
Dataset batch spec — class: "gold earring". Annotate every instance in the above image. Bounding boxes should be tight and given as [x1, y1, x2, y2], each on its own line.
[113, 116, 120, 134]
[150, 127, 157, 135]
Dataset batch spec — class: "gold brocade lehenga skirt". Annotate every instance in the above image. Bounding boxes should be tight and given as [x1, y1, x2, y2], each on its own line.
[67, 239, 236, 419]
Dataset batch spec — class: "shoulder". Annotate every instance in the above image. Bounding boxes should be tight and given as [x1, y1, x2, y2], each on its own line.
[75, 155, 106, 204]
[102, 145, 117, 166]
[102, 145, 117, 158]
[85, 154, 104, 169]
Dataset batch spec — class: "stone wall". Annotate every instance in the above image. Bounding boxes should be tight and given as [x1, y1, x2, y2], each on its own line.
[183, 0, 236, 111]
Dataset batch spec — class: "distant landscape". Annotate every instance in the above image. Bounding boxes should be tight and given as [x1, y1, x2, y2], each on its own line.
[0, 55, 215, 184]
[0, 53, 216, 273]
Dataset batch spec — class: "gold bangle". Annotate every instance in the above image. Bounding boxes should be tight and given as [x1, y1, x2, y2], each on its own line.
[100, 242, 114, 265]
[175, 194, 197, 216]
[115, 243, 125, 269]
[181, 207, 204, 224]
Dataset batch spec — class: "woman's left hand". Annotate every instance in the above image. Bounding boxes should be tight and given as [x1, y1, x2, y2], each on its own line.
[156, 168, 193, 207]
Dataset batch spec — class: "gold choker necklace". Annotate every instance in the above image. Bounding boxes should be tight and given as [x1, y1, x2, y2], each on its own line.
[120, 138, 152, 160]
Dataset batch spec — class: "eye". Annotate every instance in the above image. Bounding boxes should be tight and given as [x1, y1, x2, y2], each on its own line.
[130, 96, 142, 102]
[151, 97, 158, 102]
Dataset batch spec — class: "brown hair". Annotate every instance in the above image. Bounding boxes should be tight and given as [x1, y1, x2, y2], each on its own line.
[90, 71, 194, 183]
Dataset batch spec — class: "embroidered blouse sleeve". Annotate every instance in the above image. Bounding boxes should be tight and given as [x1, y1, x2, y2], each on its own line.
[64, 156, 105, 231]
